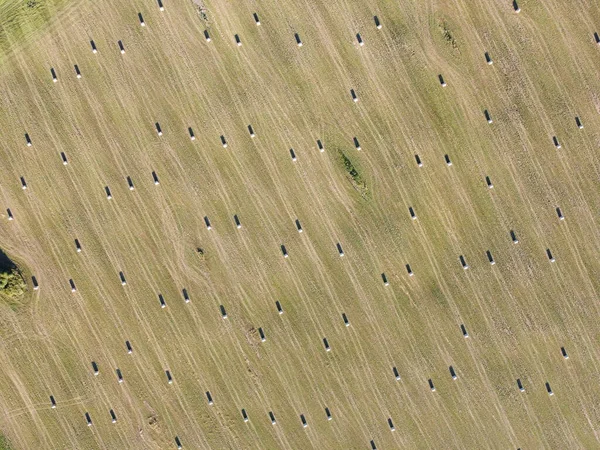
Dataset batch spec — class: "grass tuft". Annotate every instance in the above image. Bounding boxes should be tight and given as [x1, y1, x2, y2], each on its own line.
[0, 250, 26, 309]
[0, 269, 25, 298]
[0, 434, 13, 450]
[438, 19, 458, 50]
[339, 151, 368, 197]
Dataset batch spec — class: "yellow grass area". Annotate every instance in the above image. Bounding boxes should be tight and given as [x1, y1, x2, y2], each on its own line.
[0, 0, 600, 448]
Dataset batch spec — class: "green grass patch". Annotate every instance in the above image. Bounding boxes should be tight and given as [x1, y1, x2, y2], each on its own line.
[0, 269, 25, 298]
[0, 0, 68, 63]
[339, 150, 368, 197]
[0, 250, 26, 310]
[0, 434, 13, 450]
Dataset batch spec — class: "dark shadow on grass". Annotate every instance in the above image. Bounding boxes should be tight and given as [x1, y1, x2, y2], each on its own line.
[0, 249, 16, 272]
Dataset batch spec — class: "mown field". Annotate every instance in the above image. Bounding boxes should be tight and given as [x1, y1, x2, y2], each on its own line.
[0, 0, 600, 448]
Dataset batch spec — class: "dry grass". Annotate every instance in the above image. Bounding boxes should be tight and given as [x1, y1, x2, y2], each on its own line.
[0, 0, 599, 448]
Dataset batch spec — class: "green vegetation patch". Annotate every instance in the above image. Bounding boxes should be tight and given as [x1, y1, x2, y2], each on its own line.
[0, 434, 13, 450]
[0, 269, 25, 298]
[0, 250, 26, 309]
[339, 150, 368, 197]
[0, 0, 68, 63]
